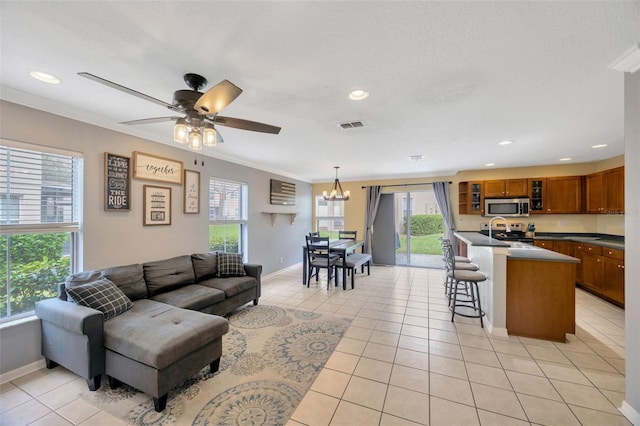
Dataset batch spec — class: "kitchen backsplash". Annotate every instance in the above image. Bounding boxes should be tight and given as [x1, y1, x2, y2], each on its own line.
[458, 214, 624, 236]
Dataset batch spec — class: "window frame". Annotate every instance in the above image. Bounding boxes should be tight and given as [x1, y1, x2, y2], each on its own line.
[208, 177, 248, 259]
[314, 196, 345, 238]
[1, 140, 83, 322]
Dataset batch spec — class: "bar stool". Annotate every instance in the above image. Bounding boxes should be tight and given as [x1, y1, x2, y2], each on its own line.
[439, 238, 472, 263]
[440, 239, 479, 302]
[443, 244, 487, 328]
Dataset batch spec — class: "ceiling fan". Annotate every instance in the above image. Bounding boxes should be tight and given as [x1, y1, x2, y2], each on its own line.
[78, 72, 281, 150]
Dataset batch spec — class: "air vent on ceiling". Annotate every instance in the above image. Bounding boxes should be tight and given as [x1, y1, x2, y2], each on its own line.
[338, 120, 365, 130]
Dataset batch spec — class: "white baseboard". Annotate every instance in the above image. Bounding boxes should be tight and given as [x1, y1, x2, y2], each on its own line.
[620, 401, 640, 426]
[262, 263, 302, 281]
[0, 359, 46, 385]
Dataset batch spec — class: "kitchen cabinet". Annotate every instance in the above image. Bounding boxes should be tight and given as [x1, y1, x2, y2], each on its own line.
[506, 257, 575, 342]
[553, 241, 575, 258]
[586, 166, 624, 214]
[545, 176, 583, 214]
[602, 247, 624, 306]
[604, 167, 624, 213]
[585, 167, 624, 214]
[534, 240, 554, 250]
[458, 181, 483, 215]
[578, 244, 625, 307]
[581, 245, 604, 292]
[529, 176, 582, 214]
[484, 179, 528, 198]
[531, 239, 624, 307]
[586, 172, 604, 213]
[529, 179, 545, 214]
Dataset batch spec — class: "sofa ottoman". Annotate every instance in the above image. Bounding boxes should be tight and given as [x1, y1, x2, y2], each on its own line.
[104, 299, 229, 411]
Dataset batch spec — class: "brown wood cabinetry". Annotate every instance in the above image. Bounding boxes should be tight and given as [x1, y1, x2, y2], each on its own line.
[484, 179, 528, 198]
[586, 172, 604, 213]
[545, 176, 583, 214]
[458, 181, 483, 215]
[581, 244, 604, 292]
[506, 258, 576, 342]
[534, 240, 554, 250]
[553, 241, 575, 257]
[602, 247, 625, 305]
[529, 176, 583, 214]
[461, 167, 622, 216]
[529, 179, 545, 214]
[585, 166, 624, 214]
[604, 167, 624, 213]
[541, 240, 625, 307]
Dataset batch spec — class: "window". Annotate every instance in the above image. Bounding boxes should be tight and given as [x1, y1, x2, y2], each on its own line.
[315, 196, 344, 238]
[209, 178, 247, 256]
[1, 142, 82, 321]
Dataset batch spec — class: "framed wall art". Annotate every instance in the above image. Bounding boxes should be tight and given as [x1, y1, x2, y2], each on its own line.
[143, 185, 171, 226]
[104, 152, 131, 211]
[183, 169, 200, 214]
[270, 179, 296, 205]
[133, 151, 183, 184]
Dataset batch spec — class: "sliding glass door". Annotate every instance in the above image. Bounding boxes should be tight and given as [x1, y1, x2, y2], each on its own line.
[394, 189, 444, 268]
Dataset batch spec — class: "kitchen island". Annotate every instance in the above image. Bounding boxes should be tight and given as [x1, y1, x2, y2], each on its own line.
[454, 232, 579, 342]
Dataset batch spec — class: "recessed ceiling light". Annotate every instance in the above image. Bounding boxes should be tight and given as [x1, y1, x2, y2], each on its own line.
[499, 140, 513, 145]
[30, 71, 60, 84]
[592, 144, 608, 149]
[485, 163, 495, 167]
[348, 89, 369, 100]
[559, 157, 572, 161]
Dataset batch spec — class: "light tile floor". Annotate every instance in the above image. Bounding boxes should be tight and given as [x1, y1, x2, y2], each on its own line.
[0, 265, 630, 425]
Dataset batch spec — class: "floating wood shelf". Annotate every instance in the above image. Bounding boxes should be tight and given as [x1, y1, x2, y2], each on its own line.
[262, 211, 298, 226]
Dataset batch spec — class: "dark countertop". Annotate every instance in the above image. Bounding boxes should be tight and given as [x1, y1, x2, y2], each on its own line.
[454, 232, 510, 248]
[455, 232, 580, 263]
[533, 233, 624, 251]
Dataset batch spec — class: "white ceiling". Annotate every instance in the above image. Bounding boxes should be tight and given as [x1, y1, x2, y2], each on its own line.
[1, 1, 638, 183]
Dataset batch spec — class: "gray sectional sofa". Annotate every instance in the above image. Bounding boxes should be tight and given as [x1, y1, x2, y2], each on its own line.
[35, 252, 261, 411]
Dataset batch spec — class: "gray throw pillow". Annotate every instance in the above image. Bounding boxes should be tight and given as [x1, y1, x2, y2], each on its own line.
[217, 253, 246, 278]
[66, 278, 133, 320]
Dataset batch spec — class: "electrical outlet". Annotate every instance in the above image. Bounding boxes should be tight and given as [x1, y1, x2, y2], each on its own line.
[279, 257, 284, 264]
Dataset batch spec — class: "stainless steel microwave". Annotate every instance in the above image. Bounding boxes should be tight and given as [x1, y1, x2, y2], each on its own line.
[484, 198, 530, 217]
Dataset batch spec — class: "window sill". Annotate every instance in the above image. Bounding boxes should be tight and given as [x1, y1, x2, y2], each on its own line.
[0, 314, 39, 330]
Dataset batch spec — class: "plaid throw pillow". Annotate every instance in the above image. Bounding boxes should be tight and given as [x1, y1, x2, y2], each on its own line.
[217, 253, 246, 278]
[66, 278, 133, 320]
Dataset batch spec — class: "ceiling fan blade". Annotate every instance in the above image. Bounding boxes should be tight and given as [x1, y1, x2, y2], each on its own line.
[120, 116, 181, 125]
[194, 80, 243, 115]
[212, 116, 281, 134]
[78, 72, 183, 112]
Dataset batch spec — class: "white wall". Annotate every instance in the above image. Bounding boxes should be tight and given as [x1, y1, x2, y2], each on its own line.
[621, 69, 640, 424]
[0, 100, 312, 373]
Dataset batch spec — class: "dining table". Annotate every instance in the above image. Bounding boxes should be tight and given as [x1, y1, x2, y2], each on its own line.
[302, 239, 365, 290]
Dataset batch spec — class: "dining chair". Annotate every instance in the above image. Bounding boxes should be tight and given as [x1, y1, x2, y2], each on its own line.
[305, 235, 339, 288]
[308, 231, 320, 237]
[338, 230, 357, 240]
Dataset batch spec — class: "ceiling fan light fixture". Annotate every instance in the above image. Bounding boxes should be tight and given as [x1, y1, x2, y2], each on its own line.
[323, 166, 350, 201]
[188, 130, 203, 151]
[174, 119, 189, 144]
[203, 123, 218, 147]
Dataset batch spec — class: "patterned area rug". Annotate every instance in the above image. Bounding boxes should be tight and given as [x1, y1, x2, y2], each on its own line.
[80, 305, 350, 425]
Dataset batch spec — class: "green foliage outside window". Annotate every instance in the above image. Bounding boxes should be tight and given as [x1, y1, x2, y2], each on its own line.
[209, 224, 240, 253]
[1, 234, 70, 318]
[402, 214, 444, 236]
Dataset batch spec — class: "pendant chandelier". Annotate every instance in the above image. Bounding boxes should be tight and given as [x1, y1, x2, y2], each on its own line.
[323, 166, 350, 201]
[173, 116, 221, 151]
